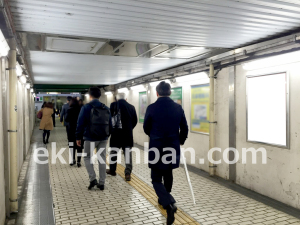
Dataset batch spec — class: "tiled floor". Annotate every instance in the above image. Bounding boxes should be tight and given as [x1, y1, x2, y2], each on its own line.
[126, 149, 300, 225]
[20, 119, 300, 225]
[48, 122, 167, 225]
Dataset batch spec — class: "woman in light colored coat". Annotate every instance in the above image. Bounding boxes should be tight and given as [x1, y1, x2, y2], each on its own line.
[38, 102, 54, 144]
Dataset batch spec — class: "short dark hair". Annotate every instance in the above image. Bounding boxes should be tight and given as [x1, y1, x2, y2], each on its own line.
[67, 96, 72, 102]
[69, 97, 79, 107]
[89, 87, 101, 99]
[156, 81, 171, 97]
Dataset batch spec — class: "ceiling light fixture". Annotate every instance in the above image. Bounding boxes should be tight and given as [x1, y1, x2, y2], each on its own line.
[149, 79, 171, 87]
[130, 85, 146, 91]
[19, 75, 26, 84]
[16, 64, 23, 76]
[26, 83, 31, 89]
[175, 72, 208, 83]
[105, 91, 113, 95]
[118, 87, 129, 93]
[243, 51, 300, 70]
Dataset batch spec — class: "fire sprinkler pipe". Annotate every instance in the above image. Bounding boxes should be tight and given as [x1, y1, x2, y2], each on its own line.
[209, 64, 216, 176]
[8, 38, 18, 212]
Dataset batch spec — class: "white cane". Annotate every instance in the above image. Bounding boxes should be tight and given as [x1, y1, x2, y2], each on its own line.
[181, 151, 196, 205]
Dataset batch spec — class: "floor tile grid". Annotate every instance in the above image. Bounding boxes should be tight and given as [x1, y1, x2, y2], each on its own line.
[117, 148, 300, 225]
[47, 124, 167, 225]
[114, 161, 201, 225]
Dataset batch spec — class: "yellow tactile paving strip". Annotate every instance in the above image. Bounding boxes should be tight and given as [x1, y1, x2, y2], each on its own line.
[114, 163, 201, 225]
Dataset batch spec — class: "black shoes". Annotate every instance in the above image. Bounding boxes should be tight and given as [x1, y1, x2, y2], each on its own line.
[125, 174, 131, 181]
[46, 139, 49, 144]
[43, 139, 46, 144]
[106, 169, 116, 176]
[97, 184, 104, 191]
[77, 162, 81, 168]
[166, 204, 177, 225]
[88, 180, 104, 191]
[70, 161, 76, 166]
[158, 198, 163, 206]
[88, 179, 98, 190]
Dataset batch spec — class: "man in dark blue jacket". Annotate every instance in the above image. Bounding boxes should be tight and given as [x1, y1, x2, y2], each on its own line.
[60, 96, 72, 141]
[143, 81, 188, 225]
[76, 87, 112, 191]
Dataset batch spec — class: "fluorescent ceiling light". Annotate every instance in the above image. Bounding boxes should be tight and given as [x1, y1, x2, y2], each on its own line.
[0, 29, 10, 57]
[30, 88, 34, 93]
[175, 72, 208, 83]
[118, 87, 129, 93]
[130, 85, 145, 91]
[16, 64, 22, 76]
[19, 75, 26, 84]
[149, 81, 160, 87]
[105, 91, 113, 95]
[26, 83, 31, 89]
[243, 51, 300, 70]
[149, 80, 171, 87]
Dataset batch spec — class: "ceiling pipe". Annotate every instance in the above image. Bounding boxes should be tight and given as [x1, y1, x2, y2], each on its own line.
[137, 44, 162, 57]
[209, 64, 216, 177]
[110, 42, 124, 55]
[151, 45, 177, 58]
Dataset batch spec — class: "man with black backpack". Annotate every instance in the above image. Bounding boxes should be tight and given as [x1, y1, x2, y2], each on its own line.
[106, 93, 137, 181]
[76, 87, 112, 191]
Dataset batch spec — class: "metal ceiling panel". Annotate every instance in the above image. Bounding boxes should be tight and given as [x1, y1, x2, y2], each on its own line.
[10, 0, 300, 48]
[29, 51, 187, 85]
[8, 0, 300, 86]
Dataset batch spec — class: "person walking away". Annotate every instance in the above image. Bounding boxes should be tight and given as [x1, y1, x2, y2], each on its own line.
[78, 99, 84, 107]
[37, 102, 54, 144]
[143, 81, 189, 225]
[107, 93, 137, 181]
[76, 87, 112, 191]
[65, 98, 82, 167]
[60, 96, 72, 141]
[52, 103, 56, 127]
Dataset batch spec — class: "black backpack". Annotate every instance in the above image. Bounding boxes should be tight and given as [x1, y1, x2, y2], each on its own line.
[89, 102, 110, 140]
[112, 99, 122, 130]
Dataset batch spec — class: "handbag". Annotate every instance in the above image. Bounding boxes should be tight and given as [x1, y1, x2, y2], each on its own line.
[37, 110, 43, 119]
[111, 99, 122, 130]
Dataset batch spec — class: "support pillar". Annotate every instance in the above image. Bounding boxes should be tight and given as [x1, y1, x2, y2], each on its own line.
[209, 64, 216, 176]
[8, 39, 18, 212]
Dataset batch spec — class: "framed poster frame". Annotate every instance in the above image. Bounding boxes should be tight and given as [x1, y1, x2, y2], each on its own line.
[170, 86, 183, 107]
[190, 83, 210, 135]
[246, 71, 290, 148]
[138, 91, 147, 123]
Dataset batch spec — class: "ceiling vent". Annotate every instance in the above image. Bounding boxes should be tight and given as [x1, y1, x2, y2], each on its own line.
[45, 37, 105, 54]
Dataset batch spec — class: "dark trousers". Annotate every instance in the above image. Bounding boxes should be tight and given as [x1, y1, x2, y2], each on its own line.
[66, 125, 70, 141]
[69, 141, 83, 163]
[67, 125, 83, 163]
[109, 147, 132, 175]
[43, 130, 50, 141]
[151, 168, 175, 208]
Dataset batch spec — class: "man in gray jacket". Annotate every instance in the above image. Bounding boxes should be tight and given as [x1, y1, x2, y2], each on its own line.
[60, 96, 72, 140]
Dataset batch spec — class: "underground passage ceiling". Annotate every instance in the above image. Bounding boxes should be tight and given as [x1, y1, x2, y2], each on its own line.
[9, 0, 300, 86]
